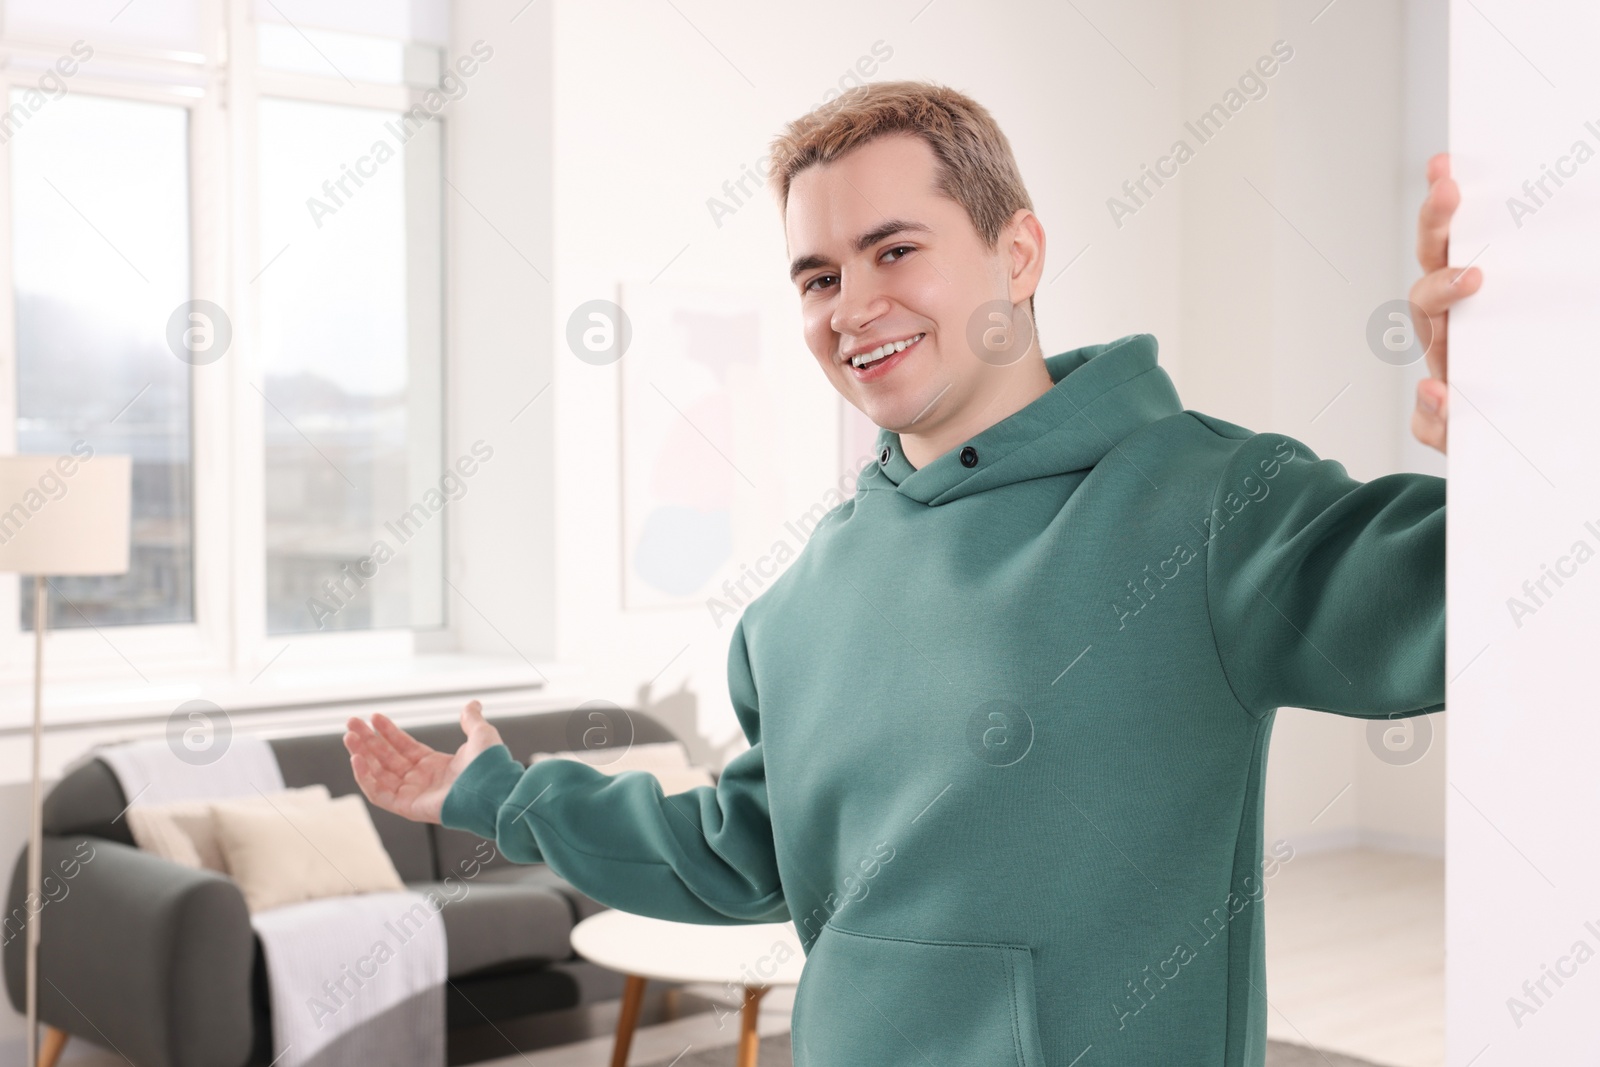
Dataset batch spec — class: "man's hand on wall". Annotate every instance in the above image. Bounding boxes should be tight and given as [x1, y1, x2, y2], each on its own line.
[1411, 151, 1483, 455]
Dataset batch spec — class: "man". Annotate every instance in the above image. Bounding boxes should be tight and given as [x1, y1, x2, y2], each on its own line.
[346, 82, 1476, 1065]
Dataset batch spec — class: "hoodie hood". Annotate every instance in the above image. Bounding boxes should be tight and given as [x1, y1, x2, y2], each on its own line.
[864, 332, 1183, 505]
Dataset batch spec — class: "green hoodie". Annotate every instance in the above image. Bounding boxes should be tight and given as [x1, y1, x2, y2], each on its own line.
[441, 332, 1444, 1067]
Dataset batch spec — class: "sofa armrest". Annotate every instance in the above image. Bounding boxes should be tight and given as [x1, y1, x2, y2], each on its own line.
[3, 835, 255, 1067]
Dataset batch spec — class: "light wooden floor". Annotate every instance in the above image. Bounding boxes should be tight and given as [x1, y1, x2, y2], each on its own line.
[51, 847, 1441, 1067]
[1261, 847, 1444, 1067]
[471, 986, 798, 1067]
[479, 846, 1446, 1067]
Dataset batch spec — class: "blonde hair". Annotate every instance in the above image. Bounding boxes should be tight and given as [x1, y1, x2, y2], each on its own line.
[768, 80, 1037, 316]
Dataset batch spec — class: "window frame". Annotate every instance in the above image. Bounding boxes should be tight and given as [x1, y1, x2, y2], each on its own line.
[0, 0, 453, 705]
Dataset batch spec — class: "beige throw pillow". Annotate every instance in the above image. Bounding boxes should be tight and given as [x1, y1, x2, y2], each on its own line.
[125, 785, 331, 872]
[212, 792, 405, 914]
[125, 804, 208, 869]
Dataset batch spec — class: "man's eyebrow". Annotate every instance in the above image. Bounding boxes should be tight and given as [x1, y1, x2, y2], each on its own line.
[788, 219, 933, 281]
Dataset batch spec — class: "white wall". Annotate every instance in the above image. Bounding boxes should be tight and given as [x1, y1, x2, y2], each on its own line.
[1447, 0, 1600, 1058]
[1166, 0, 1447, 855]
[443, 1, 557, 666]
[0, 0, 1448, 1052]
[532, 0, 1438, 852]
[538, 0, 1195, 765]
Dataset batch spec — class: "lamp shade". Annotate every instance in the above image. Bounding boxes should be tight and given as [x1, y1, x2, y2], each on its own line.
[0, 454, 132, 576]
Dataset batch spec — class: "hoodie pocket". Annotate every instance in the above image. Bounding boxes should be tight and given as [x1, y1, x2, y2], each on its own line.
[790, 923, 1047, 1067]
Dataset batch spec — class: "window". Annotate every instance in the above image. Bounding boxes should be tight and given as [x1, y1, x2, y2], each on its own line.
[0, 0, 452, 679]
[11, 92, 195, 629]
[256, 97, 445, 634]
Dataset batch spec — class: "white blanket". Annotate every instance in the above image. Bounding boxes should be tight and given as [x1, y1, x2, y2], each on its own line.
[93, 735, 447, 1067]
[253, 891, 446, 1067]
[94, 734, 284, 806]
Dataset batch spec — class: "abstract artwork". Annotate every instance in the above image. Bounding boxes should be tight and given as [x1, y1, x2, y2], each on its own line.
[619, 282, 768, 610]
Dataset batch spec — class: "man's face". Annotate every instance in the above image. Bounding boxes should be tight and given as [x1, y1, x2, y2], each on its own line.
[785, 133, 1027, 435]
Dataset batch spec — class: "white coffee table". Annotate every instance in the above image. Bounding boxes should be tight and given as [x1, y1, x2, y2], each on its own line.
[570, 910, 806, 1067]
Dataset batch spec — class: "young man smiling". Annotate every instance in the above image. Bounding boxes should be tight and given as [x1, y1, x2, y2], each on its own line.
[346, 82, 1474, 1065]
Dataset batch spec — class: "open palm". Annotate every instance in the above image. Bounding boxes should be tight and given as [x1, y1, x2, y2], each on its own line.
[343, 700, 504, 824]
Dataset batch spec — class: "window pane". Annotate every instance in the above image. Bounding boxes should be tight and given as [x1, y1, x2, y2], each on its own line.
[11, 91, 194, 629]
[257, 97, 444, 635]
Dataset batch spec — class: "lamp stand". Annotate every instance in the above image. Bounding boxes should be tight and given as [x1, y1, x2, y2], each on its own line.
[25, 574, 47, 1067]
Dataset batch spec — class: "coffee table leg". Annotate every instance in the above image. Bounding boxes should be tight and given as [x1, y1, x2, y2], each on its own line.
[611, 974, 648, 1067]
[737, 985, 769, 1067]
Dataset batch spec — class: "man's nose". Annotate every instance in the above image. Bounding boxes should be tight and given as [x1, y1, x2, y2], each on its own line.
[831, 273, 890, 337]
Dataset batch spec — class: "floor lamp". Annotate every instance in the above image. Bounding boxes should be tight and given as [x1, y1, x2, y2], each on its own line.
[0, 455, 131, 1067]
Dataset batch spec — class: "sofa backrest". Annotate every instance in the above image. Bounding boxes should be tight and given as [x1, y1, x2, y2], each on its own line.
[270, 729, 438, 882]
[410, 708, 681, 880]
[42, 707, 684, 883]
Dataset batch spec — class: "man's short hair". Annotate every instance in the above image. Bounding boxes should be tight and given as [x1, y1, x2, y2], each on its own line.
[768, 80, 1038, 319]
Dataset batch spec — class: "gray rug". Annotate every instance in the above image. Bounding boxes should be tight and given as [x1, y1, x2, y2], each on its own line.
[640, 1031, 1394, 1066]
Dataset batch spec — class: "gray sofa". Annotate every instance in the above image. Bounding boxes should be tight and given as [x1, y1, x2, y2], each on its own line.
[2, 707, 691, 1067]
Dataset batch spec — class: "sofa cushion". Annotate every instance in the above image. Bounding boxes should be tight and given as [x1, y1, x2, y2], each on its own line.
[478, 864, 608, 924]
[214, 793, 407, 913]
[412, 877, 575, 978]
[532, 742, 716, 798]
[419, 709, 683, 881]
[269, 733, 435, 884]
[41, 707, 687, 893]
[530, 740, 692, 772]
[125, 785, 332, 872]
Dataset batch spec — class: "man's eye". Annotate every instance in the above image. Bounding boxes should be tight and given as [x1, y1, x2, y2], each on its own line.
[804, 273, 838, 293]
[882, 245, 915, 262]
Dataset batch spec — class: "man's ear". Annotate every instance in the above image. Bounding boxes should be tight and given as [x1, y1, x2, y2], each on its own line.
[1005, 208, 1046, 308]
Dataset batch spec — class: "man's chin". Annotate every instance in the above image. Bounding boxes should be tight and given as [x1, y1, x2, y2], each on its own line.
[863, 382, 952, 436]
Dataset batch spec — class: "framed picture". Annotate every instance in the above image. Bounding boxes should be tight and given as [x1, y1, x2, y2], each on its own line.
[618, 281, 768, 610]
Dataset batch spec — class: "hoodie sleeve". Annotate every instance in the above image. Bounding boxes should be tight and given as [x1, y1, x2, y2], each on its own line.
[438, 617, 790, 924]
[1203, 429, 1445, 720]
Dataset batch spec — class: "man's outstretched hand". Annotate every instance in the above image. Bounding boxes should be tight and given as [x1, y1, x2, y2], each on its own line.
[1410, 151, 1483, 455]
[344, 699, 505, 824]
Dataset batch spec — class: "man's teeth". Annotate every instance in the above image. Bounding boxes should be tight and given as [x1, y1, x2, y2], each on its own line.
[851, 333, 925, 369]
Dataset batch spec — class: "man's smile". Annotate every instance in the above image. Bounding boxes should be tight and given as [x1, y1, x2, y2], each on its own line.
[845, 331, 926, 376]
